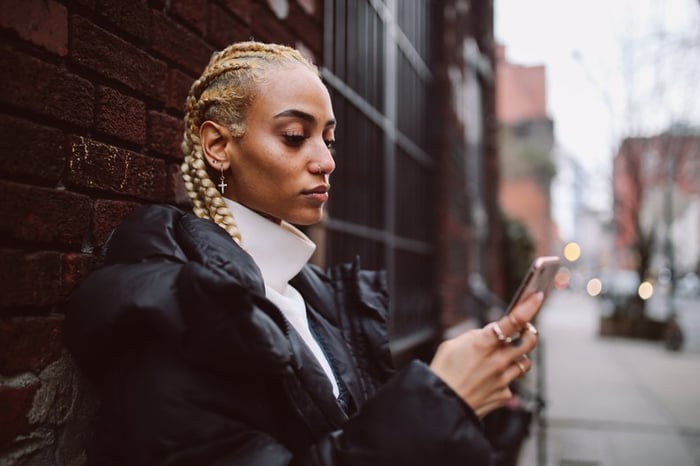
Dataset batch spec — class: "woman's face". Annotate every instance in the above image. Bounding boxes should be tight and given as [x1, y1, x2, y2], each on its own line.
[224, 63, 336, 225]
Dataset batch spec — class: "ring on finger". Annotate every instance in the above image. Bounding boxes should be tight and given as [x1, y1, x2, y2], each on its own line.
[492, 322, 514, 344]
[507, 313, 523, 331]
[525, 322, 538, 335]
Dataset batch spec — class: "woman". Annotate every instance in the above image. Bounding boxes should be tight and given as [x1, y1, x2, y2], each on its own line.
[66, 41, 542, 466]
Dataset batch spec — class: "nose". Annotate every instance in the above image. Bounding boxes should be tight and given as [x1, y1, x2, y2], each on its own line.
[311, 141, 335, 175]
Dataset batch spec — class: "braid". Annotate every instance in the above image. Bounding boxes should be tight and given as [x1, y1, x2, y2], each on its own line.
[180, 41, 317, 245]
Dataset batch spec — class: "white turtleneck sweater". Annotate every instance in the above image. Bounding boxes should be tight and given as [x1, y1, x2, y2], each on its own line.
[223, 199, 339, 397]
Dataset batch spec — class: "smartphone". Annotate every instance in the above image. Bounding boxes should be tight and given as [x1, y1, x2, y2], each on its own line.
[505, 256, 561, 314]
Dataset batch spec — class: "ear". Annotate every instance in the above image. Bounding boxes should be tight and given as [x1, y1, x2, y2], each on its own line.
[199, 120, 234, 170]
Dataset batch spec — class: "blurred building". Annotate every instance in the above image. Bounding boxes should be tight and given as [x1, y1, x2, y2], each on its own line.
[613, 132, 700, 279]
[0, 0, 504, 462]
[495, 45, 558, 258]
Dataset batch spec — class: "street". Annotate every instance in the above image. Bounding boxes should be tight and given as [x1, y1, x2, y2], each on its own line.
[518, 290, 700, 466]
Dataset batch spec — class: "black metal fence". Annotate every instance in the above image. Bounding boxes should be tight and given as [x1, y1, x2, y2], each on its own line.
[322, 0, 437, 356]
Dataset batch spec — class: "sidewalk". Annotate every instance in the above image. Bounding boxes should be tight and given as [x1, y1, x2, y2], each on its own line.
[518, 290, 700, 466]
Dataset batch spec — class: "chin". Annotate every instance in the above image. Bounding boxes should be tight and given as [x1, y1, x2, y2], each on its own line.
[288, 209, 324, 226]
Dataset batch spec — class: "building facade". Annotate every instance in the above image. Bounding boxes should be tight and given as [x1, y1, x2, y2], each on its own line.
[0, 0, 502, 462]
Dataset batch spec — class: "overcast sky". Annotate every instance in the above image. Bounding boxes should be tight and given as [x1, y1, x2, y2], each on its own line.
[494, 0, 700, 240]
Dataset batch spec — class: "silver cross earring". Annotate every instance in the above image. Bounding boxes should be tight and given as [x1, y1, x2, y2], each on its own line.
[217, 162, 227, 194]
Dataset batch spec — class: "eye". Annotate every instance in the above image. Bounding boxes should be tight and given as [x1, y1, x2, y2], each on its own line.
[283, 133, 306, 147]
[325, 139, 336, 156]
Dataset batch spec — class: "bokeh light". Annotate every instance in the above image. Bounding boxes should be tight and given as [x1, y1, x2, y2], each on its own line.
[563, 242, 581, 262]
[638, 281, 654, 300]
[586, 278, 602, 297]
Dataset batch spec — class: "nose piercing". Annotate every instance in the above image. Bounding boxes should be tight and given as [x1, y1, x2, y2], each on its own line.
[316, 163, 323, 175]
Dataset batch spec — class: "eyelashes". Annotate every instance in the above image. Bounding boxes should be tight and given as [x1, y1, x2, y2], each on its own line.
[282, 133, 336, 154]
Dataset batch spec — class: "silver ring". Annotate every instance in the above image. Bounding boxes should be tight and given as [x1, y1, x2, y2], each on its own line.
[491, 322, 513, 344]
[525, 322, 538, 336]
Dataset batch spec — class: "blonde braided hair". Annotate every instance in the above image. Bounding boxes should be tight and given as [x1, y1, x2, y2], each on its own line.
[181, 41, 318, 245]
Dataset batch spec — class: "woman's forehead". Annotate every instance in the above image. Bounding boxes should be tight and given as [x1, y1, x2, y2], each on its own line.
[252, 65, 334, 122]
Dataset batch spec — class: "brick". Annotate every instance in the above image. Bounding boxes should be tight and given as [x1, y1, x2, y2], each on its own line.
[167, 68, 193, 112]
[66, 136, 167, 201]
[0, 115, 65, 183]
[148, 111, 183, 159]
[95, 0, 151, 41]
[95, 86, 147, 145]
[0, 0, 68, 56]
[0, 46, 94, 127]
[220, 0, 252, 24]
[61, 253, 100, 299]
[171, 0, 208, 33]
[0, 374, 40, 445]
[70, 15, 167, 101]
[92, 199, 141, 248]
[208, 3, 251, 49]
[0, 181, 91, 248]
[0, 316, 64, 373]
[251, 2, 294, 45]
[151, 10, 214, 75]
[0, 249, 62, 309]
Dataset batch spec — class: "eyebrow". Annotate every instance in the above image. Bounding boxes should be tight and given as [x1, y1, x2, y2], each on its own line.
[273, 109, 336, 127]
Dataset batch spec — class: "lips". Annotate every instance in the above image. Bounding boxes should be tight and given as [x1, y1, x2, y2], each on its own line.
[302, 184, 330, 203]
[303, 184, 330, 194]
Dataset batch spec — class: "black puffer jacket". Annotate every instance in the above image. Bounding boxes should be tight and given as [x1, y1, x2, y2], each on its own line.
[66, 204, 493, 466]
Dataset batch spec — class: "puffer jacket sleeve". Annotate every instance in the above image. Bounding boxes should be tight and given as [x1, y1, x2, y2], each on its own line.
[294, 361, 493, 466]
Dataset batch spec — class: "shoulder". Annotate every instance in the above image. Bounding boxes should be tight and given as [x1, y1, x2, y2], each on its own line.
[102, 203, 190, 264]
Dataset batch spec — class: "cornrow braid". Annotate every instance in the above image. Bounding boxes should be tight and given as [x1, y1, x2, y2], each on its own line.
[180, 41, 318, 245]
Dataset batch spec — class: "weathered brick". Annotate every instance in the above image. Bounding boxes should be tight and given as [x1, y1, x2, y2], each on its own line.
[0, 46, 94, 127]
[167, 68, 192, 112]
[61, 253, 100, 299]
[95, 0, 151, 42]
[151, 10, 214, 75]
[220, 0, 252, 24]
[208, 3, 251, 49]
[251, 2, 294, 45]
[66, 136, 167, 201]
[95, 86, 147, 145]
[148, 111, 183, 159]
[0, 114, 65, 183]
[0, 316, 64, 373]
[0, 181, 91, 248]
[93, 199, 141, 248]
[171, 0, 208, 33]
[0, 0, 68, 56]
[0, 374, 40, 445]
[0, 249, 62, 309]
[70, 15, 167, 101]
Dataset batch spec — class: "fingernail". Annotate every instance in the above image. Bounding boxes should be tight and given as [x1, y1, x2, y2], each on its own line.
[535, 291, 544, 301]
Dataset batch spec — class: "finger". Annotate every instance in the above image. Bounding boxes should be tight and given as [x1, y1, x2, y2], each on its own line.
[501, 291, 544, 335]
[505, 355, 531, 381]
[475, 388, 513, 417]
[502, 328, 538, 358]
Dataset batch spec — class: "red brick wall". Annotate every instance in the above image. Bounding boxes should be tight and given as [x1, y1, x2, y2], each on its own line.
[0, 0, 321, 463]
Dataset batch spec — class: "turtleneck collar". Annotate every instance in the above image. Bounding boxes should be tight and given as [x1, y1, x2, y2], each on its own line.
[222, 199, 316, 293]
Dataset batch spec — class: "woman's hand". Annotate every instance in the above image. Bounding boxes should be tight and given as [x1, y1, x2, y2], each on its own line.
[429, 292, 543, 417]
